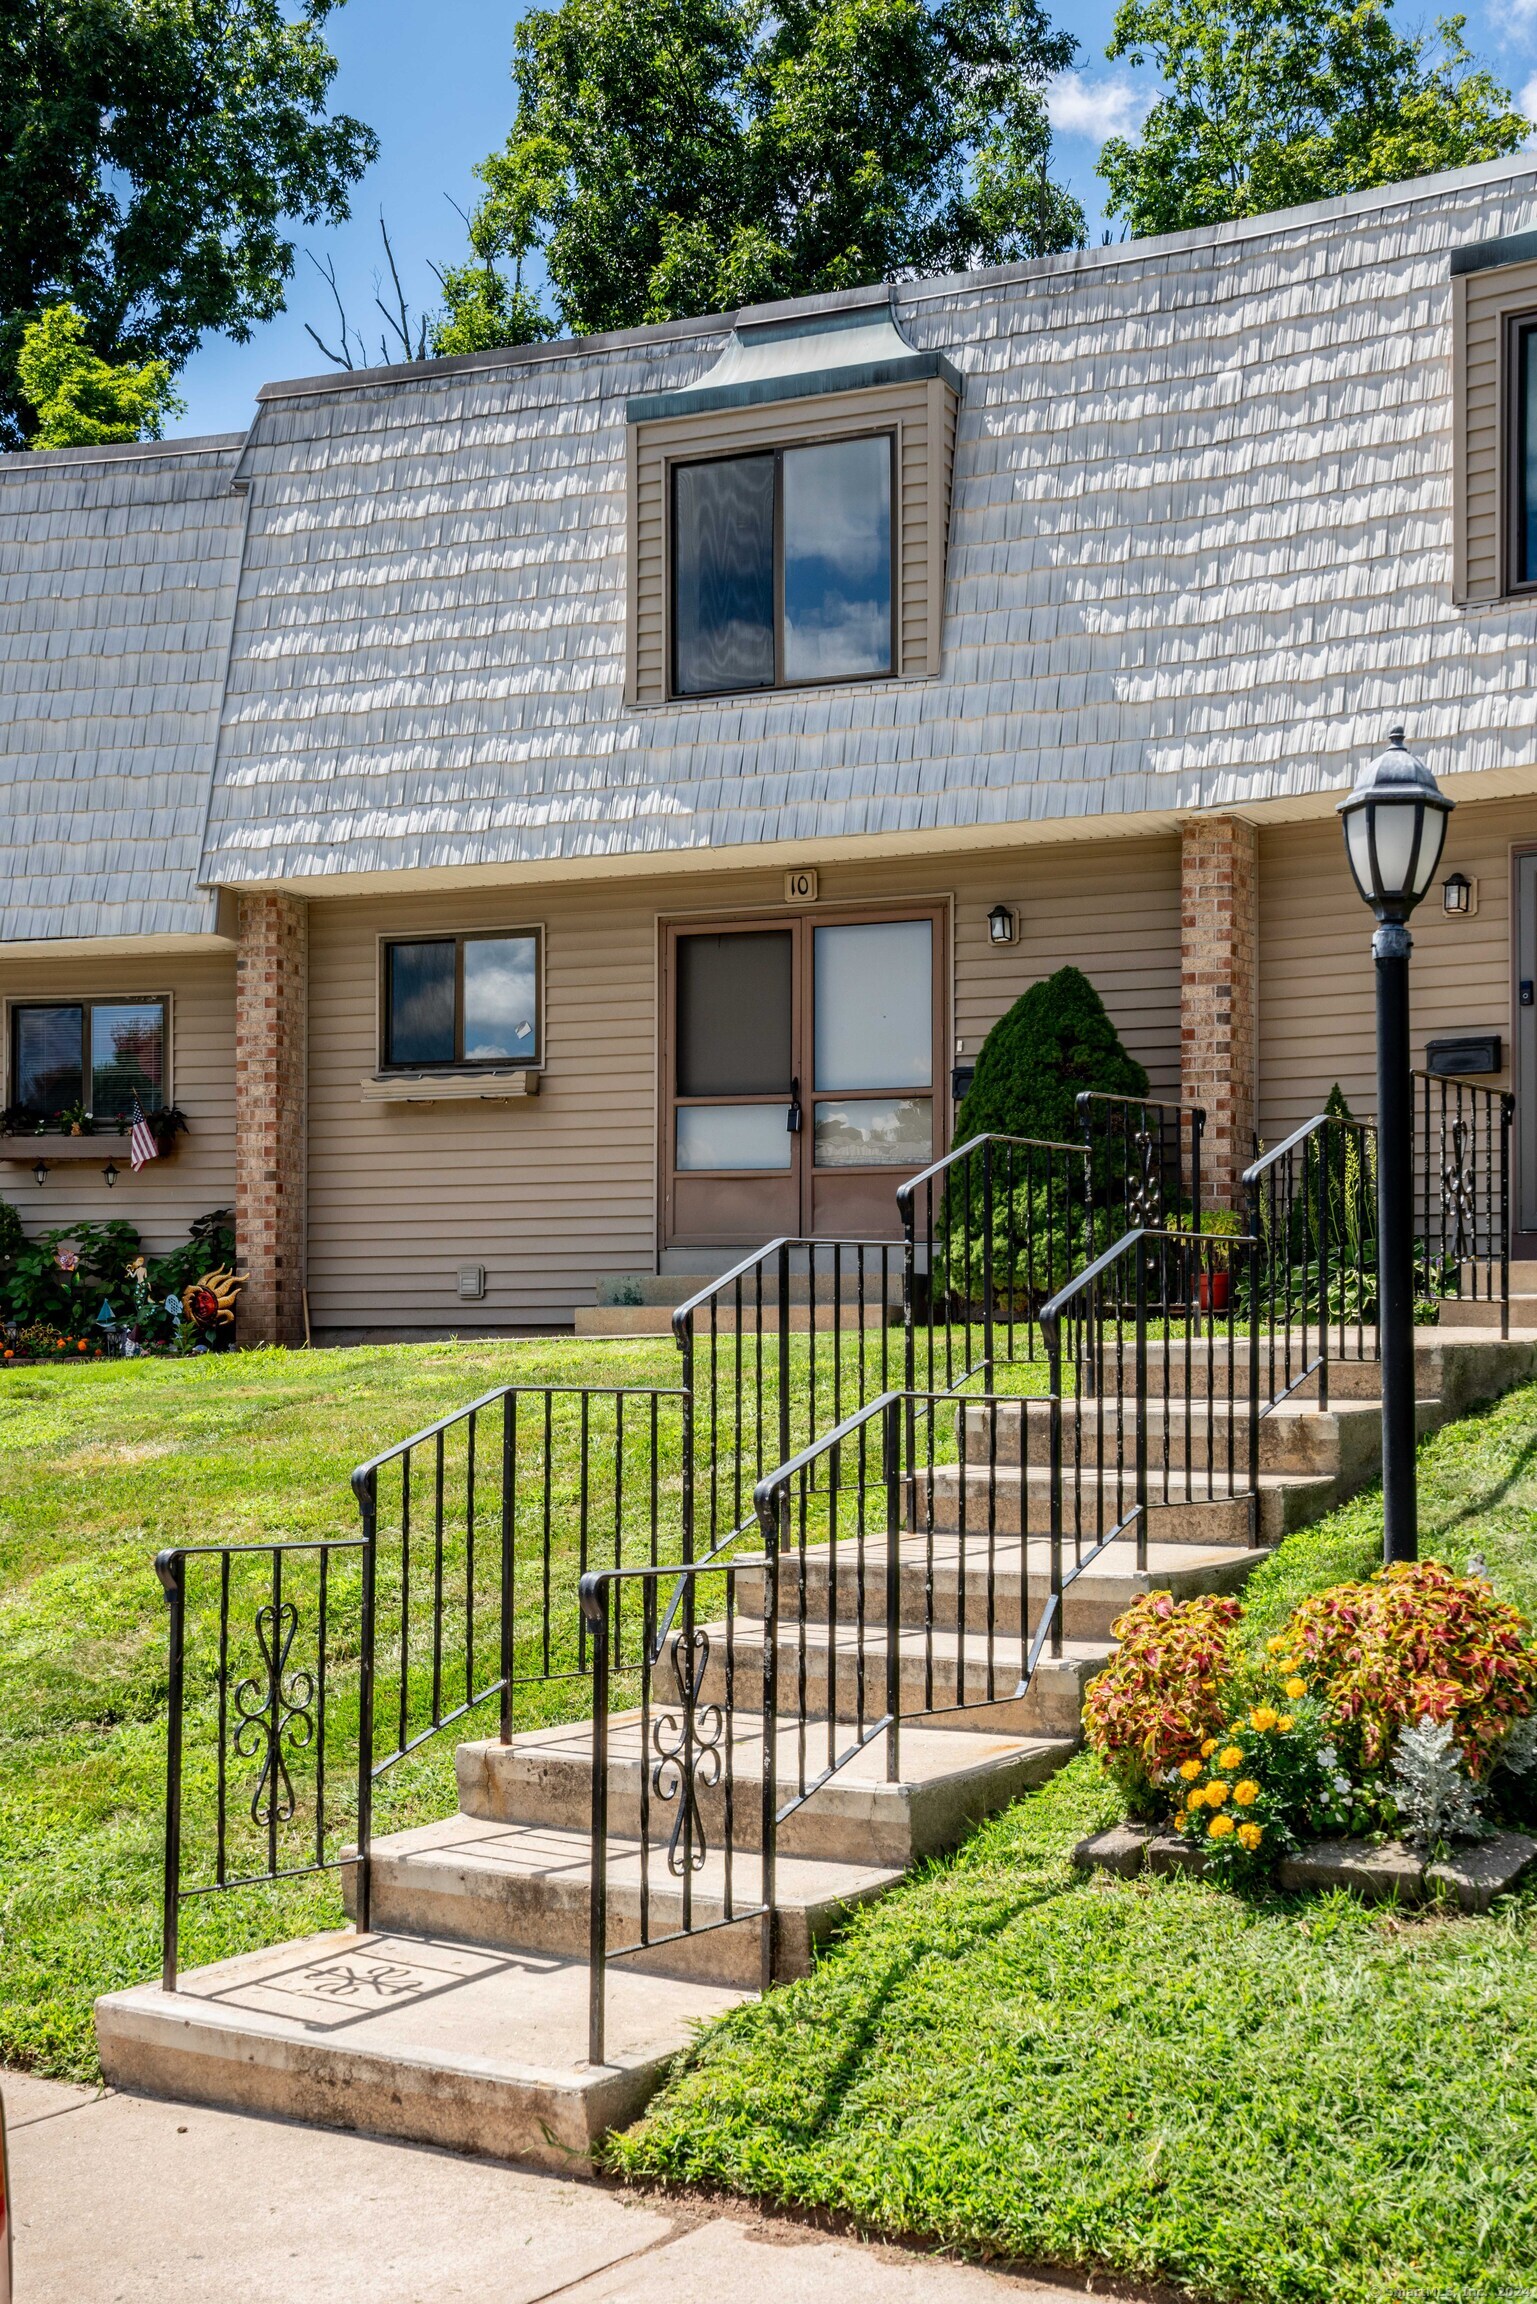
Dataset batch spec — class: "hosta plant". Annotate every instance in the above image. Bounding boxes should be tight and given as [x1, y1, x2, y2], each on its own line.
[1083, 1591, 1240, 1817]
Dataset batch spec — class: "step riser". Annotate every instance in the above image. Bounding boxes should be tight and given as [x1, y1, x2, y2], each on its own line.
[96, 1964, 669, 2172]
[455, 1734, 1070, 1868]
[698, 1646, 1095, 1742]
[341, 1851, 844, 1987]
[733, 1551, 1264, 1640]
[962, 1403, 1436, 1480]
[1092, 1336, 1536, 1398]
[924, 1469, 1272, 1546]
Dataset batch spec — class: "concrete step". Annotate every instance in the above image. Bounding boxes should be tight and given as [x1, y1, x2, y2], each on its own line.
[342, 1814, 900, 1985]
[695, 1621, 1109, 1741]
[731, 1532, 1267, 1642]
[958, 1392, 1444, 1478]
[925, 1461, 1337, 1546]
[457, 1713, 1073, 1867]
[595, 1268, 904, 1309]
[1088, 1331, 1536, 1403]
[95, 1927, 746, 2170]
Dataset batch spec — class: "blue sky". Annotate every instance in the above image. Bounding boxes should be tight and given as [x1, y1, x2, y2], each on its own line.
[173, 0, 1537, 437]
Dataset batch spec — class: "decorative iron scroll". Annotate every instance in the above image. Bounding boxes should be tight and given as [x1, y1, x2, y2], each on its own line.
[1128, 1127, 1162, 1229]
[651, 1626, 724, 1876]
[233, 1600, 316, 1828]
[1440, 1119, 1478, 1265]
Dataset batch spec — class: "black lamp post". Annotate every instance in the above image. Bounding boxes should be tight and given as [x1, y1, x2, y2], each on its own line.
[1336, 727, 1454, 1564]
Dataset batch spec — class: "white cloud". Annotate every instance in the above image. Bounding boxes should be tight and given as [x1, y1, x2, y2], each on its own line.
[1047, 72, 1154, 145]
[1521, 70, 1537, 121]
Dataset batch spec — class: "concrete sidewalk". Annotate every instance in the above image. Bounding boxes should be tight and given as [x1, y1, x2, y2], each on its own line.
[5, 2068, 1145, 2304]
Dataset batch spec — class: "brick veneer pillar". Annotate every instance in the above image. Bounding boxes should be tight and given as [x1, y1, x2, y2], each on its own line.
[1180, 815, 1259, 1210]
[235, 893, 308, 1346]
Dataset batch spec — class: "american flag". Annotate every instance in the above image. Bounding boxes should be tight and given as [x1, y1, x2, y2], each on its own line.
[129, 1097, 159, 1172]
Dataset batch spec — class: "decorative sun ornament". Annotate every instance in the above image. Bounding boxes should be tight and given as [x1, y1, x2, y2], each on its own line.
[182, 1266, 246, 1328]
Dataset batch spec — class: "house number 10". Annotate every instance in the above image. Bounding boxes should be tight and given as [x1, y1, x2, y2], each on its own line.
[784, 868, 819, 903]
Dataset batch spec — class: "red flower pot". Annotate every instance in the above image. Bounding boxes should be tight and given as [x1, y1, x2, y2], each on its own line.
[1198, 1270, 1230, 1312]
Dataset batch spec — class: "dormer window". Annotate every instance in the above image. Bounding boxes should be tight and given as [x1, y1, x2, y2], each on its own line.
[627, 289, 960, 705]
[672, 434, 894, 696]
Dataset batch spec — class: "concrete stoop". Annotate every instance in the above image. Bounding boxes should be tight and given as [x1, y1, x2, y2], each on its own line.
[93, 1316, 1537, 2168]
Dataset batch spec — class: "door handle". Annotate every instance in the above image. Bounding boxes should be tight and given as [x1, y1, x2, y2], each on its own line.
[787, 1078, 802, 1133]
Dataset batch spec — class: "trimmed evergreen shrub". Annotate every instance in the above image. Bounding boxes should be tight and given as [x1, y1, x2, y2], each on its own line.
[955, 965, 1148, 1150]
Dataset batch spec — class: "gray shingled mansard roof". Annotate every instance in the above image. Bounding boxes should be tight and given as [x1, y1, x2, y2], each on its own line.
[4, 153, 1537, 945]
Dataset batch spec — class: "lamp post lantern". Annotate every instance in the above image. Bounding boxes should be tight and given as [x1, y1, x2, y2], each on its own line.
[1336, 727, 1454, 1564]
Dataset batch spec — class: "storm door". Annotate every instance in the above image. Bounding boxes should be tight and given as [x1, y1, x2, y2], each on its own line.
[663, 909, 942, 1248]
[1517, 852, 1537, 1243]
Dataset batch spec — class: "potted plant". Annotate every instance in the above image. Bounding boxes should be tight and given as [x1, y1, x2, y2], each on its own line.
[1195, 1205, 1243, 1311]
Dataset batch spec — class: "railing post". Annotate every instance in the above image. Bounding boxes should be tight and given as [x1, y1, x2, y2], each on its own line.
[1044, 1313, 1064, 1660]
[1247, 1232, 1261, 1547]
[981, 1139, 995, 1385]
[679, 1327, 696, 1564]
[1501, 1093, 1514, 1341]
[899, 1186, 916, 1397]
[1133, 1243, 1148, 1574]
[355, 1472, 377, 1935]
[883, 1396, 902, 1783]
[1190, 1107, 1204, 1226]
[1316, 1122, 1330, 1416]
[155, 1549, 186, 1994]
[777, 1240, 792, 1473]
[583, 1574, 610, 2068]
[499, 1395, 515, 1740]
[760, 1492, 782, 1999]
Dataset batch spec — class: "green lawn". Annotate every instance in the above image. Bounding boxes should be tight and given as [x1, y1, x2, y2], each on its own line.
[613, 1379, 1537, 2304]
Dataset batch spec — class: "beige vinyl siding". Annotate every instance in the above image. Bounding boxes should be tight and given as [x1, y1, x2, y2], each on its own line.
[1259, 796, 1532, 1143]
[0, 952, 235, 1250]
[305, 837, 1182, 1330]
[1457, 257, 1537, 602]
[628, 375, 958, 705]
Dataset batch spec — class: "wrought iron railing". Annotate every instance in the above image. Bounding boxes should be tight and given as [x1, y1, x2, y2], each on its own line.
[1414, 1071, 1512, 1335]
[1040, 1226, 1262, 1596]
[672, 1240, 903, 1557]
[1244, 1113, 1379, 1414]
[896, 1132, 1091, 1394]
[157, 1382, 684, 1984]
[1077, 1091, 1205, 1240]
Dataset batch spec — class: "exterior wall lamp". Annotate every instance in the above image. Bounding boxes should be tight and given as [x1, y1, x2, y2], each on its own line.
[103, 1160, 119, 1188]
[988, 903, 1016, 945]
[32, 1158, 47, 1187]
[1441, 871, 1473, 916]
[1337, 726, 1454, 1565]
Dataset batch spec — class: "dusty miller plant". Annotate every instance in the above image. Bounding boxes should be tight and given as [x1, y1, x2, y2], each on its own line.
[1497, 1714, 1537, 1778]
[1390, 1715, 1487, 1852]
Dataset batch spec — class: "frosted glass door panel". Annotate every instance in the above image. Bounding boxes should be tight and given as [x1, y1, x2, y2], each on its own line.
[813, 1098, 932, 1168]
[677, 1105, 793, 1172]
[813, 920, 932, 1091]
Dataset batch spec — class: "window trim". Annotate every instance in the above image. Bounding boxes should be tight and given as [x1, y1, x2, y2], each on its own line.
[667, 426, 900, 702]
[376, 927, 545, 1075]
[5, 993, 173, 1119]
[1506, 311, 1537, 597]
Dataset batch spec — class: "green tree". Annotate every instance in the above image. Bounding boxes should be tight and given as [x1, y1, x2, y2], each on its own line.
[0, 0, 377, 448]
[430, 143, 560, 357]
[17, 303, 182, 447]
[464, 0, 1085, 342]
[1098, 0, 1526, 238]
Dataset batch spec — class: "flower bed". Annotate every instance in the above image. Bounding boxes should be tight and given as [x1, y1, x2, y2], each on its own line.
[1081, 1565, 1537, 1889]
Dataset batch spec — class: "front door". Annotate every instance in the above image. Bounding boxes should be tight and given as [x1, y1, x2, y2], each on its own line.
[663, 907, 943, 1248]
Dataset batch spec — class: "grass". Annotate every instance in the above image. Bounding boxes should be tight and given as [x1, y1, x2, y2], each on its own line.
[612, 1378, 1537, 2304]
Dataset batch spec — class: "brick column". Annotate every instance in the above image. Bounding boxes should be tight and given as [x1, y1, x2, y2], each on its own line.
[234, 893, 308, 1346]
[1180, 815, 1258, 1210]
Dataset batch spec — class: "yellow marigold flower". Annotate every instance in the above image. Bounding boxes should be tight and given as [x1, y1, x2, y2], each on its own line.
[1234, 1779, 1260, 1806]
[1266, 1636, 1286, 1654]
[1218, 1745, 1243, 1772]
[1277, 1716, 1295, 1733]
[1207, 1812, 1236, 1838]
[1237, 1822, 1263, 1852]
[1205, 1779, 1229, 1805]
[1186, 1786, 1205, 1809]
[1179, 1758, 1202, 1781]
[1175, 1810, 1191, 1832]
[1250, 1706, 1278, 1732]
[1200, 1737, 1218, 1757]
[1284, 1677, 1307, 1700]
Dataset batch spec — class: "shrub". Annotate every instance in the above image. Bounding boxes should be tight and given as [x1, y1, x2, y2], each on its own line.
[1280, 1560, 1537, 1774]
[1, 1208, 237, 1348]
[1169, 1699, 1373, 1882]
[1082, 1591, 1241, 1815]
[956, 965, 1148, 1151]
